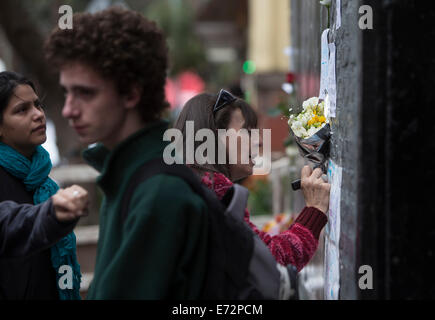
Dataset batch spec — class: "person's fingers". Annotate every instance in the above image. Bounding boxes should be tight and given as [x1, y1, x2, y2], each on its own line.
[311, 168, 323, 179]
[315, 176, 329, 186]
[69, 185, 86, 197]
[53, 193, 77, 213]
[301, 165, 312, 179]
[54, 186, 89, 220]
[62, 186, 88, 206]
[56, 188, 87, 209]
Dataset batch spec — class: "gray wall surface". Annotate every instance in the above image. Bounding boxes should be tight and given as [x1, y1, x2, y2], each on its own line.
[291, 0, 362, 299]
[328, 0, 362, 300]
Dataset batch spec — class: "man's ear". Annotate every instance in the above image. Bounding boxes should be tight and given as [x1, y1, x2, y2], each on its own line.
[124, 84, 142, 110]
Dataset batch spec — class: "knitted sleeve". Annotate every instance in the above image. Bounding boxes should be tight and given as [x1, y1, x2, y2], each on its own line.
[244, 207, 328, 272]
[201, 172, 328, 272]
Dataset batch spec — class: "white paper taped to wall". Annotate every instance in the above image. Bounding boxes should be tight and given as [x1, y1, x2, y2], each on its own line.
[324, 159, 342, 300]
[319, 29, 330, 100]
[327, 43, 337, 118]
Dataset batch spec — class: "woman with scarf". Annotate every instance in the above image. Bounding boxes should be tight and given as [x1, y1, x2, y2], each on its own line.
[174, 90, 331, 272]
[0, 71, 81, 300]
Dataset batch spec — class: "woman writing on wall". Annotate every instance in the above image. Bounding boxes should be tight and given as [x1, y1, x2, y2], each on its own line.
[174, 89, 330, 271]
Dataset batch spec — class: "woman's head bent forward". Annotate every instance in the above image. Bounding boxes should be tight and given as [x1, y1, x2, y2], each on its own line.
[173, 91, 260, 182]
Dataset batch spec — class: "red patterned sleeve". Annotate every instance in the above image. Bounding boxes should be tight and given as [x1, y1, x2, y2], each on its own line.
[200, 172, 328, 272]
[244, 207, 328, 272]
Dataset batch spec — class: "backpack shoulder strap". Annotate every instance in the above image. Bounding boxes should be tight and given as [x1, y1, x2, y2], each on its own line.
[120, 158, 222, 223]
[223, 184, 249, 222]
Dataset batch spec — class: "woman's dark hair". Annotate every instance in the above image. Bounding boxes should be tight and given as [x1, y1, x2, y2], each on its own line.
[173, 91, 258, 179]
[0, 71, 36, 123]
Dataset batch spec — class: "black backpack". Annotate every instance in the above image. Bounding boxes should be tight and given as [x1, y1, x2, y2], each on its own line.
[120, 158, 299, 300]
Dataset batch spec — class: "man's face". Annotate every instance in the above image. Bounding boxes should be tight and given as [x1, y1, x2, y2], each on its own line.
[60, 62, 127, 147]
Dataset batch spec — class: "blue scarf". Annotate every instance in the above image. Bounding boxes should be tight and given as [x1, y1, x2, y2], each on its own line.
[0, 143, 82, 300]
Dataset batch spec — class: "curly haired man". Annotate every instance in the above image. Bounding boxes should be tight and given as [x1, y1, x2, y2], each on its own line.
[45, 7, 209, 299]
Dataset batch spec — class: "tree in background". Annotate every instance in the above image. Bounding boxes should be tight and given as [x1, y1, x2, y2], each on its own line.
[0, 0, 152, 163]
[145, 0, 207, 77]
[0, 0, 79, 162]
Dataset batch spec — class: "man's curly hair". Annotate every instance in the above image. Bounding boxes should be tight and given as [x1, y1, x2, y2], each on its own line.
[45, 7, 169, 122]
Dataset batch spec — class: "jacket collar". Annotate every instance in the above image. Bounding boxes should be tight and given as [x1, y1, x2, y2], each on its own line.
[82, 120, 169, 194]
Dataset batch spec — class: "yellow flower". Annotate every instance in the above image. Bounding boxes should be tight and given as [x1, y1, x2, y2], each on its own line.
[307, 115, 319, 126]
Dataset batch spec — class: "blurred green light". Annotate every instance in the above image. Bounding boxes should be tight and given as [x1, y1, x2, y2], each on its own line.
[243, 60, 256, 74]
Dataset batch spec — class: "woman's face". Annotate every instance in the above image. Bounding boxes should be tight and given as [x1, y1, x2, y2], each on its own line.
[226, 108, 259, 181]
[0, 84, 46, 157]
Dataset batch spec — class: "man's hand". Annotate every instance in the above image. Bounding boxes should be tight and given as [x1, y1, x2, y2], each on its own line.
[301, 166, 331, 214]
[52, 185, 89, 222]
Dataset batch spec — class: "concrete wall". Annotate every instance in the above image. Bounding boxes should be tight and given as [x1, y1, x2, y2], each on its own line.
[289, 0, 326, 300]
[328, 0, 362, 300]
[293, 0, 435, 299]
[290, 0, 363, 299]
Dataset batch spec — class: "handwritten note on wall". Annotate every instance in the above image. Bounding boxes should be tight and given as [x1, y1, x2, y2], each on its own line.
[319, 28, 330, 100]
[324, 159, 342, 300]
[327, 43, 337, 118]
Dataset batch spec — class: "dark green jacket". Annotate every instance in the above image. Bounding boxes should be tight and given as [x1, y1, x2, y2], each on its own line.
[84, 121, 208, 299]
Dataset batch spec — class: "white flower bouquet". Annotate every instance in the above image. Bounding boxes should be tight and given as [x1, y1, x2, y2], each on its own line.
[288, 96, 328, 139]
[288, 97, 331, 190]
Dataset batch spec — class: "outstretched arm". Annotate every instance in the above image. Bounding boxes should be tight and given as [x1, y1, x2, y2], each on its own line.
[246, 165, 330, 271]
[245, 207, 327, 271]
[0, 185, 88, 259]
